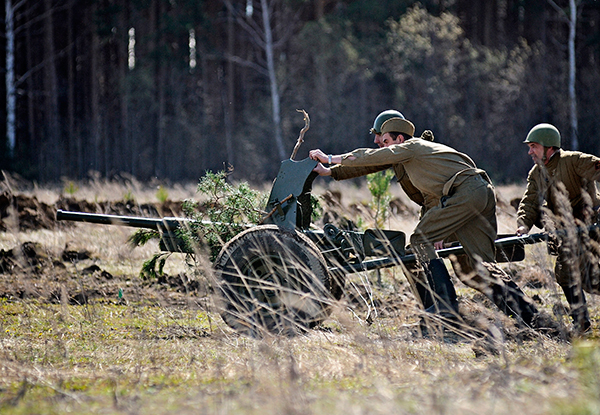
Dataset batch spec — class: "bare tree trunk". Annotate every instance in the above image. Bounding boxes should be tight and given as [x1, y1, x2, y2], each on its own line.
[156, 65, 166, 177]
[260, 0, 286, 160]
[482, 0, 496, 46]
[568, 0, 578, 150]
[44, 0, 61, 180]
[25, 2, 36, 164]
[67, 0, 77, 177]
[118, 1, 130, 175]
[5, 0, 16, 158]
[155, 1, 167, 178]
[90, 4, 102, 173]
[315, 0, 326, 20]
[201, 50, 210, 170]
[547, 0, 580, 150]
[129, 25, 137, 177]
[224, 5, 235, 166]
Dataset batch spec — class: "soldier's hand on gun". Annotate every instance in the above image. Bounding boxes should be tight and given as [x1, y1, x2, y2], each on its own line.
[309, 149, 333, 176]
[312, 163, 331, 176]
[516, 225, 529, 236]
[309, 150, 350, 165]
[309, 149, 328, 163]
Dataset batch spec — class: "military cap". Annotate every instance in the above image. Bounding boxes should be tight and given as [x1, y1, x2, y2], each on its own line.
[380, 117, 416, 137]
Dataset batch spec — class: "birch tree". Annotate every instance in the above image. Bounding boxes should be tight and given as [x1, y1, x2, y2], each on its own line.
[223, 0, 297, 161]
[548, 0, 582, 150]
[4, 0, 25, 159]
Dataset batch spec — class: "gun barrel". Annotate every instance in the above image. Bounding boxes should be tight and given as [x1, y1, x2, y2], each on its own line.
[56, 209, 184, 231]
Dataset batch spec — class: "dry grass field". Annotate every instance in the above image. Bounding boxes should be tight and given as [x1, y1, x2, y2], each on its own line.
[0, 174, 599, 415]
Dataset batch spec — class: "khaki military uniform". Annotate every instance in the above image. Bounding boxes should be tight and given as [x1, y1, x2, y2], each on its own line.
[331, 138, 534, 317]
[517, 149, 600, 294]
[333, 138, 494, 261]
[331, 131, 437, 210]
[329, 147, 437, 308]
[331, 159, 431, 208]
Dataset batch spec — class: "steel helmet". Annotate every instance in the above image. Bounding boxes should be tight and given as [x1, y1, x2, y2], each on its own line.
[370, 110, 405, 135]
[524, 123, 561, 148]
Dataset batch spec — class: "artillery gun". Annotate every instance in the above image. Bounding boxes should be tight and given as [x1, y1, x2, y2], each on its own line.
[57, 109, 553, 335]
[57, 156, 549, 336]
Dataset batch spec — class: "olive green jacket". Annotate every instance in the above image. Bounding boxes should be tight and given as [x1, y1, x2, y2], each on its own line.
[517, 149, 600, 230]
[330, 138, 489, 208]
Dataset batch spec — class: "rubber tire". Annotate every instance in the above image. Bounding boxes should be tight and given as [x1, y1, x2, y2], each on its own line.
[214, 225, 332, 336]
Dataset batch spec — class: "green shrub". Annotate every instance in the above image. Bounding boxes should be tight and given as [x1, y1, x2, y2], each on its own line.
[123, 189, 135, 203]
[63, 180, 79, 196]
[156, 185, 169, 203]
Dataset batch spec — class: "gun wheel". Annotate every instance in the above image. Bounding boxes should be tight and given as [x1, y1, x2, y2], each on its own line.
[214, 225, 332, 336]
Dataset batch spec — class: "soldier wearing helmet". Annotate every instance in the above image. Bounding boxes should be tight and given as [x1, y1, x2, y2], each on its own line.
[309, 111, 541, 330]
[370, 109, 406, 147]
[522, 123, 562, 164]
[516, 123, 600, 335]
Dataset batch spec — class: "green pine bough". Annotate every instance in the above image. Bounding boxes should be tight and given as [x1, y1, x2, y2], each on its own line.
[132, 169, 267, 280]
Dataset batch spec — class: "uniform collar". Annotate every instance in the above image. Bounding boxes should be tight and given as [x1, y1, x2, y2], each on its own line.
[545, 148, 561, 171]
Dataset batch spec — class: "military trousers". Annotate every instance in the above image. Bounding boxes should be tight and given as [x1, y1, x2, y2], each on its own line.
[409, 175, 521, 292]
[554, 232, 600, 295]
[410, 175, 497, 265]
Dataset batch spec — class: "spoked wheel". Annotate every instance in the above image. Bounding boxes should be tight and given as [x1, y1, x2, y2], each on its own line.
[214, 225, 332, 336]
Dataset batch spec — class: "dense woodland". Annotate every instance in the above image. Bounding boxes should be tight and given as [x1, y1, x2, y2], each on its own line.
[1, 0, 599, 184]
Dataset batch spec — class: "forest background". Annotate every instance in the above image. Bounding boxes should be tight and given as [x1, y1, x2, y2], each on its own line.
[1, 0, 600, 185]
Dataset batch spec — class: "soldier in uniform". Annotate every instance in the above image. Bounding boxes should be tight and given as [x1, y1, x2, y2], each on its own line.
[367, 110, 445, 314]
[309, 112, 540, 326]
[516, 123, 600, 334]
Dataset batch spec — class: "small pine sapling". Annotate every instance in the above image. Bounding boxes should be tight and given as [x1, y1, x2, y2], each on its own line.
[366, 169, 394, 228]
[131, 168, 266, 279]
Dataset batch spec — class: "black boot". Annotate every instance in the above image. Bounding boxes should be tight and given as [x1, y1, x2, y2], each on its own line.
[489, 279, 538, 325]
[422, 258, 459, 318]
[561, 284, 592, 335]
[414, 271, 434, 310]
